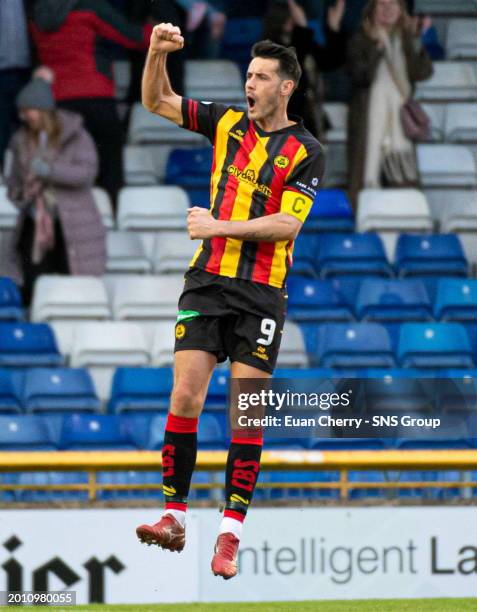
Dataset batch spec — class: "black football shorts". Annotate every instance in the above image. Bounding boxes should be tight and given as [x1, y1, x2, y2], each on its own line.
[174, 267, 287, 374]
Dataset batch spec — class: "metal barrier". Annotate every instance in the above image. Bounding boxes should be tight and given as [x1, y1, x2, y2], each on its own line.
[2, 450, 477, 501]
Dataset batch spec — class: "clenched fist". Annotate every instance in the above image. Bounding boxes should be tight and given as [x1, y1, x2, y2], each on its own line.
[150, 23, 184, 53]
[188, 207, 218, 240]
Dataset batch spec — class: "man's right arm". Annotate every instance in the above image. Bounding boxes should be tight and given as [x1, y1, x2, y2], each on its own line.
[142, 23, 185, 125]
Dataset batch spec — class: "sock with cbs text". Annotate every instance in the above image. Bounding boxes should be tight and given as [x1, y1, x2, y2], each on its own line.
[161, 413, 198, 527]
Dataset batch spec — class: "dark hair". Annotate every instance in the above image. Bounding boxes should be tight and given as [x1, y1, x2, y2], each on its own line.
[251, 39, 302, 87]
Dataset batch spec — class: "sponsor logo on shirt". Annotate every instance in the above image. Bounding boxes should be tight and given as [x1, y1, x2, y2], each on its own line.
[274, 155, 290, 169]
[228, 165, 272, 197]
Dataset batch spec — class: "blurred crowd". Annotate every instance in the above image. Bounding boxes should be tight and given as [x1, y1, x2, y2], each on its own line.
[0, 0, 438, 304]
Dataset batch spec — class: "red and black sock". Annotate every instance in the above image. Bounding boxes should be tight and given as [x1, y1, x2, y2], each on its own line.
[224, 435, 263, 522]
[162, 413, 198, 513]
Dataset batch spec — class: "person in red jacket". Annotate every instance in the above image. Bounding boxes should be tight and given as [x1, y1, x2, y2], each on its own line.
[29, 0, 153, 208]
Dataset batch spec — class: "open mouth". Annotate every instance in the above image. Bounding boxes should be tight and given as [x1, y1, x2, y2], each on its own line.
[247, 96, 256, 110]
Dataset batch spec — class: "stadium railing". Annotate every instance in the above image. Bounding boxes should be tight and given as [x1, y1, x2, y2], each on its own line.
[2, 450, 477, 501]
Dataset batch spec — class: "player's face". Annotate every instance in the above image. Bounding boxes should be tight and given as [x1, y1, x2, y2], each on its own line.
[245, 58, 286, 122]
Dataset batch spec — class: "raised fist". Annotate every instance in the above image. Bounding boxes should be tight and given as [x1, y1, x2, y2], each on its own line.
[150, 23, 184, 53]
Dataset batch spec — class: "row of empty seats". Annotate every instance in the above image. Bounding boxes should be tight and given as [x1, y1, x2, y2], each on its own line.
[2, 365, 477, 416]
[2, 320, 477, 374]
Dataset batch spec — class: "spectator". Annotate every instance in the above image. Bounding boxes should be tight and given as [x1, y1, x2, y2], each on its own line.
[3, 75, 106, 306]
[29, 0, 153, 208]
[263, 0, 347, 136]
[347, 0, 433, 208]
[0, 0, 31, 172]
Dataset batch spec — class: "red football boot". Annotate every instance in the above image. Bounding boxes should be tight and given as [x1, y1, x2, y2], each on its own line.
[136, 514, 185, 552]
[211, 532, 240, 579]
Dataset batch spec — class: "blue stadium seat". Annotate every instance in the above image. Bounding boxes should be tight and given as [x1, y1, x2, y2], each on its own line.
[0, 277, 23, 321]
[147, 414, 169, 450]
[398, 323, 475, 369]
[0, 473, 18, 502]
[316, 233, 392, 279]
[437, 371, 477, 415]
[0, 369, 22, 414]
[165, 147, 213, 189]
[395, 413, 471, 449]
[395, 234, 468, 278]
[264, 470, 340, 500]
[305, 189, 354, 233]
[466, 324, 477, 364]
[186, 188, 210, 209]
[109, 367, 173, 413]
[349, 471, 386, 500]
[205, 369, 229, 410]
[434, 279, 477, 322]
[0, 323, 62, 367]
[355, 279, 432, 322]
[287, 277, 354, 323]
[59, 414, 138, 450]
[291, 233, 320, 277]
[0, 415, 56, 450]
[363, 369, 436, 415]
[198, 413, 226, 449]
[314, 323, 395, 369]
[23, 368, 100, 414]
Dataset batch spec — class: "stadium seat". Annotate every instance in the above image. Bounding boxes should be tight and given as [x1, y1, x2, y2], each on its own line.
[152, 232, 198, 274]
[128, 102, 206, 146]
[306, 189, 354, 233]
[276, 321, 308, 368]
[395, 234, 468, 277]
[23, 368, 100, 414]
[106, 231, 152, 274]
[437, 371, 477, 415]
[123, 145, 156, 186]
[323, 143, 347, 187]
[396, 413, 471, 450]
[445, 103, 477, 142]
[357, 189, 433, 233]
[417, 144, 477, 187]
[96, 470, 161, 501]
[422, 103, 446, 141]
[165, 147, 213, 189]
[0, 415, 56, 450]
[147, 413, 169, 449]
[111, 274, 184, 320]
[397, 322, 475, 369]
[197, 413, 226, 449]
[185, 60, 243, 103]
[205, 369, 229, 411]
[446, 19, 477, 59]
[0, 185, 18, 229]
[92, 187, 114, 230]
[322, 103, 348, 143]
[290, 233, 320, 277]
[363, 369, 436, 414]
[314, 323, 395, 369]
[355, 279, 432, 322]
[426, 189, 477, 233]
[150, 321, 176, 366]
[316, 233, 393, 279]
[31, 276, 110, 322]
[435, 279, 477, 321]
[286, 276, 354, 323]
[0, 323, 62, 368]
[71, 322, 149, 367]
[464, 323, 477, 363]
[0, 369, 22, 414]
[415, 62, 477, 102]
[0, 277, 23, 321]
[117, 186, 189, 231]
[59, 414, 138, 450]
[108, 367, 173, 413]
